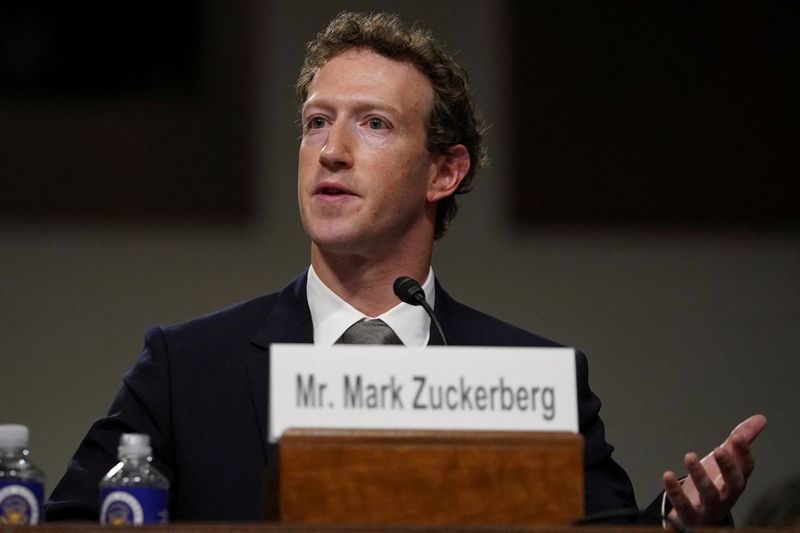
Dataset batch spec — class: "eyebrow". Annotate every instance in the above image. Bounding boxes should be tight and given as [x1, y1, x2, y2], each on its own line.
[302, 96, 402, 118]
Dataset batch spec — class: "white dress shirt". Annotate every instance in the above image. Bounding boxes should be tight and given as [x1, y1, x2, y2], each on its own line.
[306, 265, 436, 346]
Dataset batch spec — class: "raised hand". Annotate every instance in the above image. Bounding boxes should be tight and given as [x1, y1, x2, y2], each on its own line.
[663, 414, 767, 525]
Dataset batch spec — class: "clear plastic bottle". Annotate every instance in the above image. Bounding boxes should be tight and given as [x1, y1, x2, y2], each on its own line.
[98, 433, 169, 526]
[0, 424, 46, 525]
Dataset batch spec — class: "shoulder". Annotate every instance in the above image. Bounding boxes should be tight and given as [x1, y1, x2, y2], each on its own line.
[435, 281, 564, 348]
[152, 270, 308, 350]
[159, 292, 279, 341]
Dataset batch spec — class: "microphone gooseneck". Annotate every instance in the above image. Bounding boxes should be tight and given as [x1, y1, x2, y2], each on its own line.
[393, 276, 448, 345]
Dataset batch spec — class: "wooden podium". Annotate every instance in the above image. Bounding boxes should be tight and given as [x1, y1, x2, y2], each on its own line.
[271, 429, 584, 527]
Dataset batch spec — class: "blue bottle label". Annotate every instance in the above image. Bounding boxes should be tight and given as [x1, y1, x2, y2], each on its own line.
[100, 487, 168, 525]
[0, 479, 44, 525]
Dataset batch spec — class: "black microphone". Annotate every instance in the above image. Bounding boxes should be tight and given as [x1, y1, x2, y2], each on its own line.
[393, 276, 448, 345]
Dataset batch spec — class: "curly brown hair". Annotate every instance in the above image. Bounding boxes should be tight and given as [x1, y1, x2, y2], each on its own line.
[296, 11, 487, 240]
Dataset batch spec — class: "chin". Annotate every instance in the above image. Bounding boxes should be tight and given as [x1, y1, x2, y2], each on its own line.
[310, 230, 386, 258]
[309, 230, 361, 254]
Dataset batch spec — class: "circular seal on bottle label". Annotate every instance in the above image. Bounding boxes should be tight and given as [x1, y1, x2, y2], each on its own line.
[0, 484, 40, 525]
[100, 490, 144, 526]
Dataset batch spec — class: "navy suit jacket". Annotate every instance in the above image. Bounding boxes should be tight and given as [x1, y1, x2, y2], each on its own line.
[46, 271, 653, 523]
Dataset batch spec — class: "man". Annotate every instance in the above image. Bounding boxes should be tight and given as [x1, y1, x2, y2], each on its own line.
[45, 12, 765, 525]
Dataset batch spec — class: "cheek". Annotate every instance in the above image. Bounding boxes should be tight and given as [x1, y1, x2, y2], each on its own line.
[363, 143, 432, 201]
[297, 150, 317, 185]
[298, 144, 314, 166]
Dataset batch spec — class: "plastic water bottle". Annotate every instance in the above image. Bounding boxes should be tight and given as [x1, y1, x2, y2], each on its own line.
[0, 424, 45, 525]
[99, 433, 169, 526]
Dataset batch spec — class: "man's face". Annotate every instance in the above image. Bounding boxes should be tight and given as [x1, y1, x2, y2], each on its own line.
[298, 48, 440, 257]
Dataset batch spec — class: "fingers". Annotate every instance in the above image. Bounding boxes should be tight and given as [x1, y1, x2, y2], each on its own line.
[686, 452, 721, 510]
[730, 432, 756, 478]
[711, 431, 756, 487]
[714, 446, 745, 505]
[665, 452, 733, 526]
[664, 470, 701, 525]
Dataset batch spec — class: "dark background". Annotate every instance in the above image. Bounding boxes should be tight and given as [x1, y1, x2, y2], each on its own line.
[1, 1, 251, 220]
[3, 1, 797, 227]
[510, 2, 799, 227]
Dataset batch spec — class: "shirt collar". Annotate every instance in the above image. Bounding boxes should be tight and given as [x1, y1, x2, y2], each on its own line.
[306, 265, 435, 347]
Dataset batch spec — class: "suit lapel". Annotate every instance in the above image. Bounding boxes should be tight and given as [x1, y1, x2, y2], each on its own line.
[246, 271, 313, 456]
[429, 279, 454, 346]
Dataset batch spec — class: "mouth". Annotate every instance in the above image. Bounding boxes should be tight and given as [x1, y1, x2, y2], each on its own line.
[314, 182, 356, 197]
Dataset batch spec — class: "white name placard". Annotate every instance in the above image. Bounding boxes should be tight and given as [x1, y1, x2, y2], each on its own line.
[268, 344, 578, 442]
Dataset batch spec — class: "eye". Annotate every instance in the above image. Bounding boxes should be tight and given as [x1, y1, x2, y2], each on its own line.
[366, 117, 389, 130]
[305, 116, 328, 130]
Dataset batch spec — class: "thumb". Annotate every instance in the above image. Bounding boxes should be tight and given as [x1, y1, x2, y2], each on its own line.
[700, 414, 767, 469]
[725, 414, 767, 447]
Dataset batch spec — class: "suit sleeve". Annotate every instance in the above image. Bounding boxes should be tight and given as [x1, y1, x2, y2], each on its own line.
[45, 327, 178, 521]
[576, 350, 643, 521]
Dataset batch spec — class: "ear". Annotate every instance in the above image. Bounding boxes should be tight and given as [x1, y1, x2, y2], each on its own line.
[426, 144, 470, 203]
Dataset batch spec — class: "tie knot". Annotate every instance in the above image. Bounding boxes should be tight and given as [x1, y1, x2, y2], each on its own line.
[336, 318, 403, 345]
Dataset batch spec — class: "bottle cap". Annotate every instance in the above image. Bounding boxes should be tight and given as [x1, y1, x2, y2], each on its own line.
[0, 424, 30, 448]
[118, 433, 152, 458]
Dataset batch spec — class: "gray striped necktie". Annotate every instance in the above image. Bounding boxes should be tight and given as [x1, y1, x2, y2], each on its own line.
[336, 318, 403, 345]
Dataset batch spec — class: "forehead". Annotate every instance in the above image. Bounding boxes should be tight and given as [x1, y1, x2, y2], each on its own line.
[304, 48, 434, 117]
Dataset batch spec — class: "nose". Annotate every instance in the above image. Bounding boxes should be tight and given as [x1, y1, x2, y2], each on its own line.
[319, 122, 354, 171]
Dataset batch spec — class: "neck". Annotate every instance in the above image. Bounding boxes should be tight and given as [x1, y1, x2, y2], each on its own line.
[311, 244, 432, 317]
